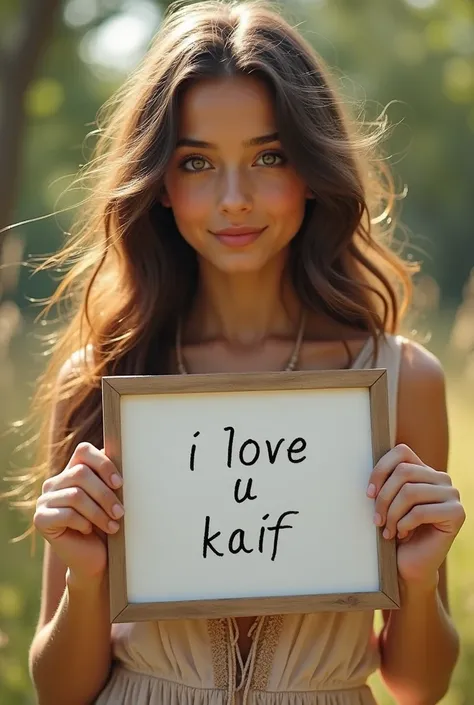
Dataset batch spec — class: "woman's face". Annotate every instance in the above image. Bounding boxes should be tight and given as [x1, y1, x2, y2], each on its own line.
[162, 75, 313, 274]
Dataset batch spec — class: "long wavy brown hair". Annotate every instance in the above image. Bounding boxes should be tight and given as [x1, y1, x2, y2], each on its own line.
[8, 0, 416, 518]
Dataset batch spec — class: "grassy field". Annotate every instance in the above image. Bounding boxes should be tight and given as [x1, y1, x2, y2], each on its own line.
[370, 375, 474, 705]
[1, 318, 473, 705]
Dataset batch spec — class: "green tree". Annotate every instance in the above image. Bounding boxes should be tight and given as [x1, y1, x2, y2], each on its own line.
[293, 0, 474, 304]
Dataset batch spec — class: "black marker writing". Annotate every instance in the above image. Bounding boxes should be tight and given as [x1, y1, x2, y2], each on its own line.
[224, 426, 235, 468]
[189, 430, 200, 471]
[233, 478, 258, 503]
[267, 510, 299, 561]
[202, 516, 224, 558]
[239, 439, 260, 466]
[229, 529, 253, 555]
[258, 513, 270, 552]
[224, 427, 308, 468]
[265, 439, 284, 464]
[287, 437, 307, 463]
[202, 510, 299, 560]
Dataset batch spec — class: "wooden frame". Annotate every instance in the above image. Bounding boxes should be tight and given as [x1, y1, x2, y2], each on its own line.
[102, 369, 400, 623]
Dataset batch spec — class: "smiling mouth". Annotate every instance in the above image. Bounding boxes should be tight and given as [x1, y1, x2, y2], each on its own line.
[212, 227, 267, 248]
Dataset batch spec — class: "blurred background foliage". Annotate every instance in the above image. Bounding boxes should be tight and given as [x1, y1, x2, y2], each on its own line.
[0, 0, 473, 703]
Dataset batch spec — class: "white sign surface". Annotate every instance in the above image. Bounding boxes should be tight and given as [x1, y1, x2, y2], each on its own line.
[119, 387, 379, 604]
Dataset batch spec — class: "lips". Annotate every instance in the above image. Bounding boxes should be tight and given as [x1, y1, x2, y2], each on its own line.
[213, 226, 267, 248]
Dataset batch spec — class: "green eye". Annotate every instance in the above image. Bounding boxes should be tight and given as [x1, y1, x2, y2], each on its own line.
[180, 156, 210, 172]
[256, 151, 286, 167]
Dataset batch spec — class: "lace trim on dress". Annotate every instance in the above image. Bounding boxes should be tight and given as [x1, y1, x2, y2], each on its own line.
[207, 616, 283, 705]
[250, 615, 284, 690]
[208, 619, 229, 689]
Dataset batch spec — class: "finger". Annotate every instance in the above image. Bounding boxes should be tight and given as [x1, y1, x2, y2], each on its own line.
[383, 484, 456, 539]
[367, 444, 424, 498]
[45, 487, 121, 535]
[396, 501, 466, 536]
[67, 442, 122, 490]
[34, 506, 94, 539]
[52, 464, 124, 522]
[374, 465, 451, 525]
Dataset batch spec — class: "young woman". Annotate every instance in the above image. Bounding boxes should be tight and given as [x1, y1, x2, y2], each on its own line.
[24, 2, 465, 704]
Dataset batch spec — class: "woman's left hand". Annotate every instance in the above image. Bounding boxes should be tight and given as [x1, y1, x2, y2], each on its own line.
[367, 443, 465, 588]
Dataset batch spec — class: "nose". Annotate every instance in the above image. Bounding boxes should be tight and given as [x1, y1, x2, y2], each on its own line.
[218, 168, 252, 214]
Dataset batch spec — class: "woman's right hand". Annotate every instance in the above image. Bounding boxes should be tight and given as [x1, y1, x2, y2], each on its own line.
[34, 442, 125, 585]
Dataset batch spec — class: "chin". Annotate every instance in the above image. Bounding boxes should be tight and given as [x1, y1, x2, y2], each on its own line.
[208, 252, 272, 274]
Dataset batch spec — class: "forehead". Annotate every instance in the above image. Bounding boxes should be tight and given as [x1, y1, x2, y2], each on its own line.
[177, 75, 277, 138]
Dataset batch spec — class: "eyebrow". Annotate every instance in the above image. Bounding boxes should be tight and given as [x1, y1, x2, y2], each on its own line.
[175, 132, 280, 149]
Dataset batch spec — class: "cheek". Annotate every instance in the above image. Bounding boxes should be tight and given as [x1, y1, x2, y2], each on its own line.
[165, 178, 211, 228]
[259, 176, 307, 218]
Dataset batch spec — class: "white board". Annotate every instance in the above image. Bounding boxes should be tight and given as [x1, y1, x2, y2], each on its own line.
[103, 370, 400, 621]
[119, 387, 378, 603]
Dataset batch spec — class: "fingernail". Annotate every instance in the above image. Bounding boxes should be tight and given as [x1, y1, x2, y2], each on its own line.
[108, 521, 120, 533]
[112, 504, 124, 519]
[367, 484, 376, 498]
[383, 528, 390, 539]
[111, 474, 123, 488]
[374, 513, 383, 526]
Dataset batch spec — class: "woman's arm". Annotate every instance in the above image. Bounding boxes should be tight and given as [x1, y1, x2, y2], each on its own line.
[379, 567, 458, 705]
[373, 341, 464, 704]
[29, 360, 119, 705]
[29, 551, 112, 705]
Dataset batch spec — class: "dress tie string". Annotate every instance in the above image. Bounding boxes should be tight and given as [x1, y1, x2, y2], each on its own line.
[225, 617, 266, 705]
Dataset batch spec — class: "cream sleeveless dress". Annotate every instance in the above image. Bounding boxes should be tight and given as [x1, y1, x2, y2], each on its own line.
[95, 334, 404, 705]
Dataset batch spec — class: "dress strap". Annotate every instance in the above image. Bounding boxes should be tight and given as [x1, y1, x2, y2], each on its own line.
[353, 334, 404, 447]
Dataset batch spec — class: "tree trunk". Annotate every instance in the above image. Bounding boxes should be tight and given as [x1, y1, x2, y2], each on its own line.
[0, 0, 62, 238]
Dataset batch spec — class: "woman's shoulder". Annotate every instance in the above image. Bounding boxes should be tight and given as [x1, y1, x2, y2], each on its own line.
[394, 335, 445, 389]
[395, 335, 447, 450]
[379, 333, 444, 381]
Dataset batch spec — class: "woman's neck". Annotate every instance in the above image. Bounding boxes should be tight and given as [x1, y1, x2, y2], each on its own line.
[185, 256, 301, 347]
